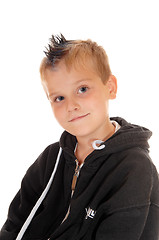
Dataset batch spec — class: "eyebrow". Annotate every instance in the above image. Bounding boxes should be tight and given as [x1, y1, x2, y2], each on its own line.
[74, 78, 92, 83]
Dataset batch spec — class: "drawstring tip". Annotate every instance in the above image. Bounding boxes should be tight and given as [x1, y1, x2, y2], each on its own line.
[92, 140, 105, 150]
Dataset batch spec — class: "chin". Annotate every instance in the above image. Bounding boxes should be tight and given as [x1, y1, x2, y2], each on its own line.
[72, 130, 94, 138]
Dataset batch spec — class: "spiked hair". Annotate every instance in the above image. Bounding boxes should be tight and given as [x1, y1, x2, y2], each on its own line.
[40, 34, 112, 84]
[44, 34, 72, 65]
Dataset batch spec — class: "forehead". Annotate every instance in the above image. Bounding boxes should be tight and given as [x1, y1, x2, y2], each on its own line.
[44, 60, 100, 83]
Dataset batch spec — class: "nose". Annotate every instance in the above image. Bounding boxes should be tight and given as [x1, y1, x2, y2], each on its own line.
[66, 97, 80, 112]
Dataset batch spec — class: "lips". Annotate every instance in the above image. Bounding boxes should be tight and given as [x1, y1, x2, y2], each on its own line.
[69, 113, 90, 122]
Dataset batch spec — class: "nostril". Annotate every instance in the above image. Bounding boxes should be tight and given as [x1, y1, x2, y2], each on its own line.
[67, 100, 80, 112]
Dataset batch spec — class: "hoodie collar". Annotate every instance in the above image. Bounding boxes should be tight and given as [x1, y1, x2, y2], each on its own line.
[59, 117, 152, 162]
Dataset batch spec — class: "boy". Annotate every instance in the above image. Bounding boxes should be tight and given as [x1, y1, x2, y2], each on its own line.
[0, 34, 159, 240]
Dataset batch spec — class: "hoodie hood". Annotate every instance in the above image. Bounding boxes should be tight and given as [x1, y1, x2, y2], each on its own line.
[60, 117, 152, 158]
[108, 117, 152, 153]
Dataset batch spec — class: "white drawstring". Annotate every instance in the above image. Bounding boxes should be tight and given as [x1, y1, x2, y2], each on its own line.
[16, 147, 62, 240]
[92, 121, 120, 150]
[92, 140, 105, 150]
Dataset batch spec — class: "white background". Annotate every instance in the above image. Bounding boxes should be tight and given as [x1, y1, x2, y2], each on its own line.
[0, 0, 158, 228]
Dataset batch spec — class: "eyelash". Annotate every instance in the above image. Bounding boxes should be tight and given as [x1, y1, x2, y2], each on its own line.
[53, 86, 89, 103]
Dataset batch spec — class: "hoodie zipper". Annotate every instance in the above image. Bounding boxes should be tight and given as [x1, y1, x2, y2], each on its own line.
[61, 138, 107, 224]
[72, 159, 83, 191]
[62, 159, 83, 223]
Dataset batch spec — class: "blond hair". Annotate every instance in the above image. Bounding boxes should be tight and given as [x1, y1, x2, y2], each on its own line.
[40, 34, 112, 84]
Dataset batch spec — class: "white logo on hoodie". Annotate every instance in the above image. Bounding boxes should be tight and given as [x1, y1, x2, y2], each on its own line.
[85, 207, 96, 219]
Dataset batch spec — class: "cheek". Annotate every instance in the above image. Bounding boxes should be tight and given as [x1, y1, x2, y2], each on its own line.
[82, 94, 98, 107]
[93, 99, 109, 119]
[51, 105, 64, 123]
[84, 94, 107, 111]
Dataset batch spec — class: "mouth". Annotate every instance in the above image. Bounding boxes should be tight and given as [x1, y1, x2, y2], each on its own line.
[69, 113, 90, 122]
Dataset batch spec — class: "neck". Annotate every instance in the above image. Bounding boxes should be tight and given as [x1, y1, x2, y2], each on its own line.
[77, 120, 115, 147]
[75, 119, 115, 164]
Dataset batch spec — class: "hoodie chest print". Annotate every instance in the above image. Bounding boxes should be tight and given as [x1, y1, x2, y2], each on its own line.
[85, 207, 96, 219]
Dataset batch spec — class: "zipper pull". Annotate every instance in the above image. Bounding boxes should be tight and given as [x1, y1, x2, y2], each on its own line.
[72, 159, 80, 191]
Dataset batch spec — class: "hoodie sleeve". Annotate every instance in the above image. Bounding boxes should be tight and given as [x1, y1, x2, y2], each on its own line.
[94, 149, 159, 240]
[95, 206, 150, 239]
[0, 143, 59, 240]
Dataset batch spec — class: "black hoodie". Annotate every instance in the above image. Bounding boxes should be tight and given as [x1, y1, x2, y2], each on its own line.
[0, 117, 159, 240]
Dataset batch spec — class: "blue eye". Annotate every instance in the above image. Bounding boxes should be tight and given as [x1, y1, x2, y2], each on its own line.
[78, 86, 88, 94]
[55, 96, 64, 102]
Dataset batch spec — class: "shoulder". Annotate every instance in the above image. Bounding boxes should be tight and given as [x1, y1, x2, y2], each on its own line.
[113, 147, 154, 195]
[118, 147, 153, 175]
[32, 142, 60, 167]
[24, 142, 60, 186]
[118, 147, 154, 200]
[39, 142, 60, 158]
[106, 147, 157, 210]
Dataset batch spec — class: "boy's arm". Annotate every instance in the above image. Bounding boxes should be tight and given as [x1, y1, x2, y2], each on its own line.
[0, 144, 57, 240]
[95, 205, 159, 239]
[95, 151, 159, 240]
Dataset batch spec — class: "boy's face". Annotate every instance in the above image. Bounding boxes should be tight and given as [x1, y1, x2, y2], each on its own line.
[43, 61, 117, 141]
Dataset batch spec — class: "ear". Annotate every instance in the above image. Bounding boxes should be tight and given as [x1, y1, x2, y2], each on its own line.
[106, 75, 117, 99]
